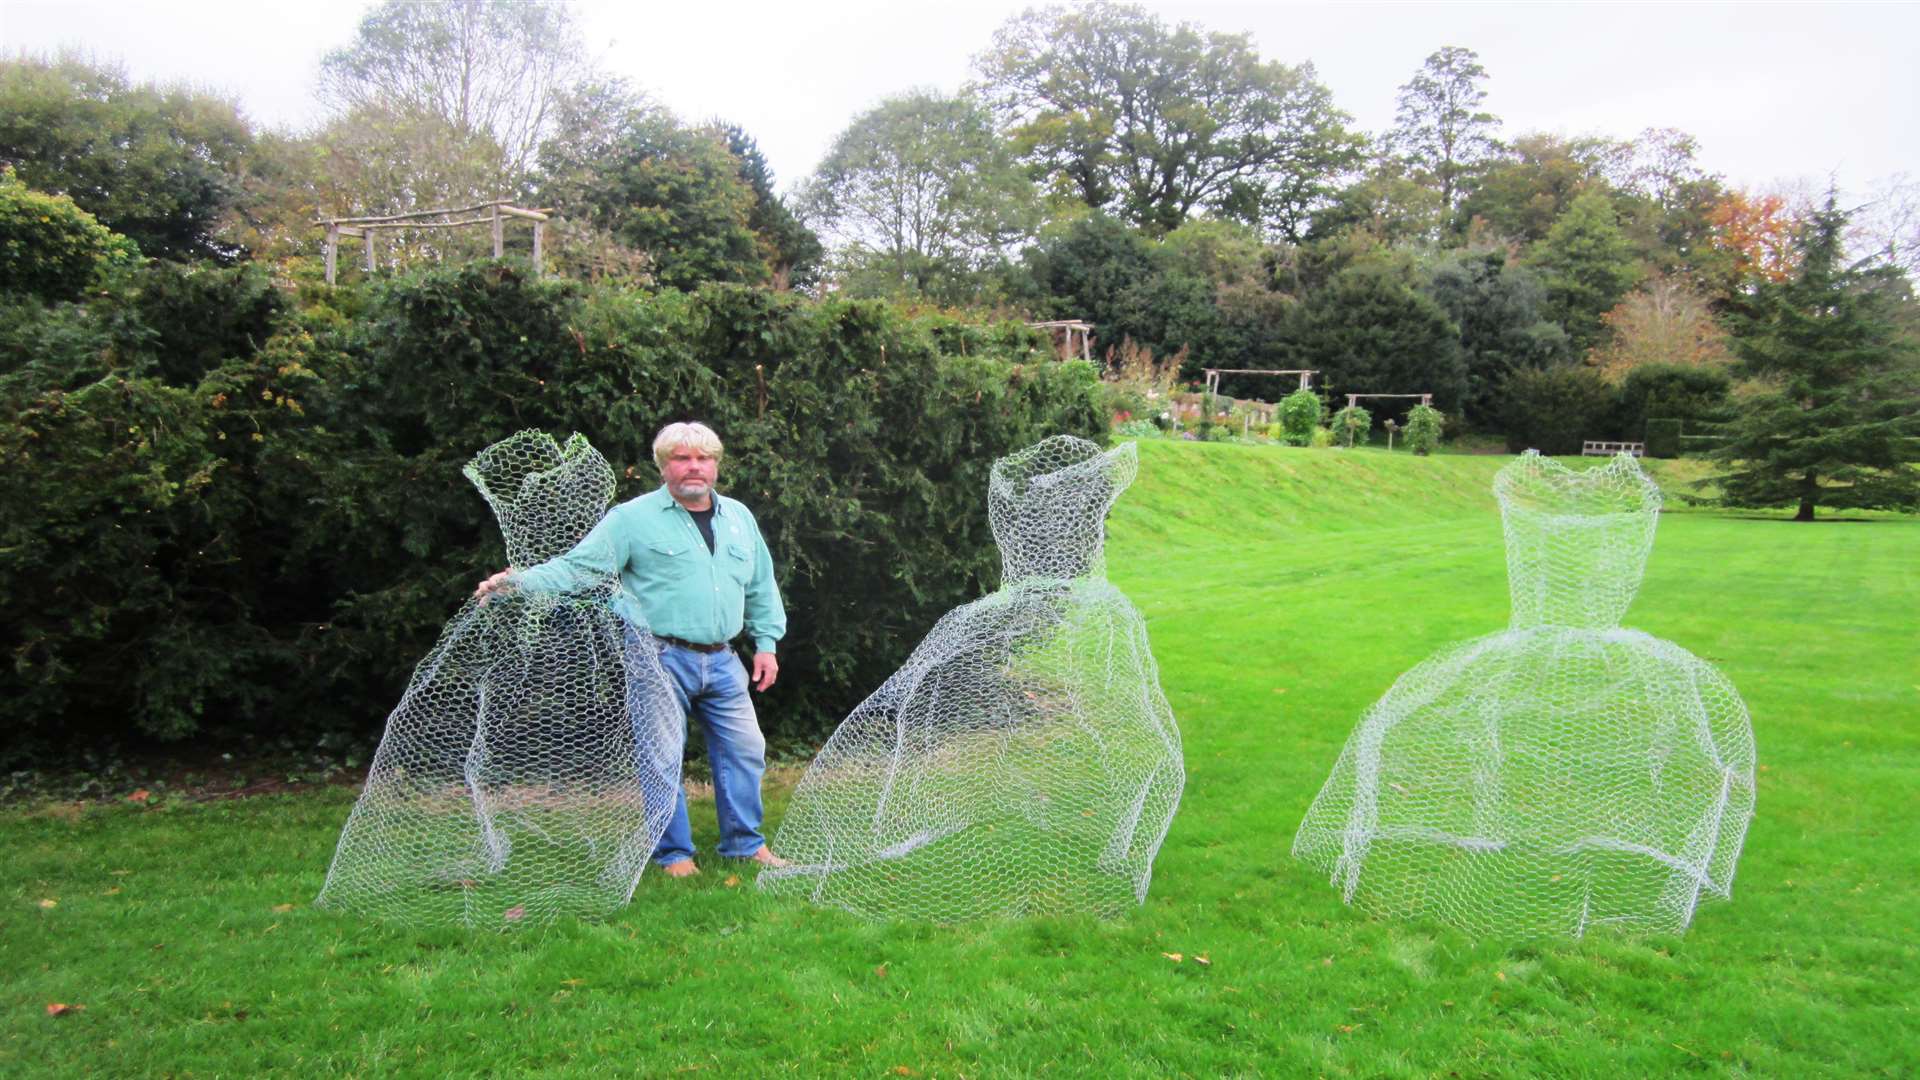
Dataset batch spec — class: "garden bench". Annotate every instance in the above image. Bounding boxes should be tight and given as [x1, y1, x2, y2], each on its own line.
[1582, 440, 1645, 457]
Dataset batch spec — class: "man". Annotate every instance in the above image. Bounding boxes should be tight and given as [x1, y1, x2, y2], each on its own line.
[475, 421, 787, 877]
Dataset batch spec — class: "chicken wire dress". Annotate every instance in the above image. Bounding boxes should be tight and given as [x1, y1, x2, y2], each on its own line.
[759, 436, 1185, 920]
[315, 431, 685, 927]
[1293, 451, 1757, 937]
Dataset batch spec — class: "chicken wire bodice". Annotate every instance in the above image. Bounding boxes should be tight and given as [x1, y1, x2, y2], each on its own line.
[1496, 449, 1661, 629]
[761, 436, 1184, 921]
[316, 431, 684, 928]
[1293, 452, 1756, 937]
[988, 434, 1138, 583]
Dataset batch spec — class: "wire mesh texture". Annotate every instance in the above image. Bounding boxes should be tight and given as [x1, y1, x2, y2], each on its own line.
[1294, 450, 1757, 937]
[316, 431, 685, 928]
[760, 436, 1186, 921]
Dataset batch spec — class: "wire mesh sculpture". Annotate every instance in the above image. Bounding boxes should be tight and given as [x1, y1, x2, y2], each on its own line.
[1293, 451, 1757, 937]
[760, 436, 1185, 921]
[316, 431, 685, 927]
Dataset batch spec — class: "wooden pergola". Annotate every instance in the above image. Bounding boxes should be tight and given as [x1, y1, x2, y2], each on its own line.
[1203, 368, 1317, 399]
[1344, 392, 1433, 409]
[313, 200, 552, 285]
[1027, 319, 1095, 362]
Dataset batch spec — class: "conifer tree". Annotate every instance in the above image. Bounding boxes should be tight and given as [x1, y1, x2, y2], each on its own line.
[1711, 197, 1920, 520]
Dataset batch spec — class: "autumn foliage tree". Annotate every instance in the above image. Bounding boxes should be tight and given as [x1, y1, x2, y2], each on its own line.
[1591, 274, 1732, 380]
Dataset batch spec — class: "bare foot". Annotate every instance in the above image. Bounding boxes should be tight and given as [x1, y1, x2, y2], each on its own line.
[747, 846, 790, 869]
[660, 859, 699, 878]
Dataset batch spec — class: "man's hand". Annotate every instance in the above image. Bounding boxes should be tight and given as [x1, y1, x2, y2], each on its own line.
[751, 652, 778, 691]
[474, 569, 514, 604]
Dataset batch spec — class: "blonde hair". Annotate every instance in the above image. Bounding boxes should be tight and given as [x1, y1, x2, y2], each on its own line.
[652, 421, 724, 468]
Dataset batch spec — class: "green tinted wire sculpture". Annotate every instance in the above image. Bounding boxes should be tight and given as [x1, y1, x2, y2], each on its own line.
[1293, 451, 1757, 937]
[761, 436, 1185, 921]
[316, 432, 685, 928]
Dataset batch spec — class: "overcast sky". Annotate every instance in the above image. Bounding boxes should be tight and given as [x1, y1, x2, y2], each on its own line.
[3, 0, 1915, 203]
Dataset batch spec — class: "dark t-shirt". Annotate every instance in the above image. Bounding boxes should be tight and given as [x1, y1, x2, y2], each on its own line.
[688, 505, 717, 553]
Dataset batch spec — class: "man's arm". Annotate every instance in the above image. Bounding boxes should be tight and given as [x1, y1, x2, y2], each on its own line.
[474, 509, 626, 602]
[742, 517, 787, 690]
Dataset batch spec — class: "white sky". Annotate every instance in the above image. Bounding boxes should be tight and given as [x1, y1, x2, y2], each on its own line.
[2, 0, 1915, 203]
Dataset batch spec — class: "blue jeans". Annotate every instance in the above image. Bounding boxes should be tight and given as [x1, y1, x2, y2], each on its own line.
[649, 640, 769, 865]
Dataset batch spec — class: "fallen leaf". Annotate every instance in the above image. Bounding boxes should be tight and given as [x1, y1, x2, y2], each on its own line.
[102, 887, 121, 896]
[503, 905, 526, 921]
[560, 978, 585, 988]
[1194, 954, 1211, 967]
[1162, 952, 1183, 963]
[1321, 956, 1333, 967]
[875, 963, 889, 979]
[272, 903, 295, 913]
[127, 789, 151, 804]
[1338, 1024, 1360, 1034]
[723, 874, 741, 888]
[891, 1068, 913, 1077]
[45, 1003, 83, 1017]
[37, 899, 56, 909]
[1495, 971, 1507, 982]
[110, 869, 132, 876]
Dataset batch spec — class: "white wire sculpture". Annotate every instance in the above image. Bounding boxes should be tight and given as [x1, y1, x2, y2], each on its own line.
[1293, 451, 1757, 937]
[760, 436, 1185, 920]
[316, 431, 685, 927]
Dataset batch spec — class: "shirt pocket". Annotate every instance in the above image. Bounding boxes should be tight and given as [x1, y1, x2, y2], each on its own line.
[646, 540, 695, 582]
[724, 542, 754, 585]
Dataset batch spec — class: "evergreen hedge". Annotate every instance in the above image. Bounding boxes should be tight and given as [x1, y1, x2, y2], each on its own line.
[0, 263, 1104, 764]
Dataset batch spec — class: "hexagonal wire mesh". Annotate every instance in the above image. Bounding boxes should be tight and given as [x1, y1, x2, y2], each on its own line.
[759, 436, 1186, 920]
[316, 431, 685, 928]
[1293, 451, 1757, 937]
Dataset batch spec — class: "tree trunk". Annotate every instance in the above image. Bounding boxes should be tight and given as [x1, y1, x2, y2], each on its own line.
[1796, 470, 1818, 521]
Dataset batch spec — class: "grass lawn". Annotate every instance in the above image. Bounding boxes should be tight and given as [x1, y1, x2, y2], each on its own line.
[5, 439, 1915, 1077]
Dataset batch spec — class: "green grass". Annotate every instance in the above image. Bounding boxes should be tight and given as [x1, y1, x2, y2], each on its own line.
[6, 439, 1916, 1077]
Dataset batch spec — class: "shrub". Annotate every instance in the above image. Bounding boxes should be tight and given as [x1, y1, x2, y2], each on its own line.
[1616, 362, 1731, 439]
[1645, 418, 1682, 459]
[1277, 387, 1323, 445]
[1404, 403, 1445, 455]
[1330, 405, 1372, 448]
[0, 167, 139, 302]
[1500, 364, 1618, 455]
[1309, 425, 1335, 448]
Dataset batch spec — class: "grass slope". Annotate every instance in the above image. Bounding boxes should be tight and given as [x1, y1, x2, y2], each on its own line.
[5, 441, 1915, 1077]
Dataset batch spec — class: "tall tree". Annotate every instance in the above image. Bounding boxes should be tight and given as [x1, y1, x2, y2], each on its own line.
[1286, 262, 1468, 413]
[1530, 191, 1643, 353]
[1387, 45, 1501, 221]
[0, 55, 253, 262]
[1589, 274, 1732, 380]
[797, 90, 1035, 300]
[975, 3, 1361, 236]
[1423, 249, 1570, 427]
[1457, 132, 1619, 244]
[319, 0, 586, 182]
[722, 126, 823, 290]
[539, 104, 765, 290]
[1711, 197, 1920, 520]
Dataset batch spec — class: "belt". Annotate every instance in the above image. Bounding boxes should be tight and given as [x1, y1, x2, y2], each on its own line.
[654, 634, 729, 654]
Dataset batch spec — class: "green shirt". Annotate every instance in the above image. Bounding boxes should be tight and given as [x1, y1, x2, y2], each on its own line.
[510, 486, 786, 653]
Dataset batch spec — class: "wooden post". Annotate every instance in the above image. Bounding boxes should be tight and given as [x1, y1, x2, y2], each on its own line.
[1080, 327, 1089, 362]
[531, 221, 544, 277]
[363, 230, 375, 273]
[324, 225, 339, 285]
[491, 204, 504, 258]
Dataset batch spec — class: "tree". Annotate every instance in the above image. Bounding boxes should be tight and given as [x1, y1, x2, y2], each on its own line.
[539, 104, 767, 290]
[1423, 249, 1570, 427]
[1530, 191, 1643, 354]
[1705, 189, 1801, 292]
[0, 55, 253, 262]
[1387, 46, 1501, 220]
[319, 0, 586, 182]
[1590, 274, 1732, 380]
[1499, 364, 1618, 454]
[975, 3, 1361, 235]
[1286, 262, 1468, 413]
[797, 90, 1034, 300]
[1711, 198, 1920, 520]
[722, 126, 823, 290]
[1457, 132, 1619, 244]
[1849, 172, 1920, 282]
